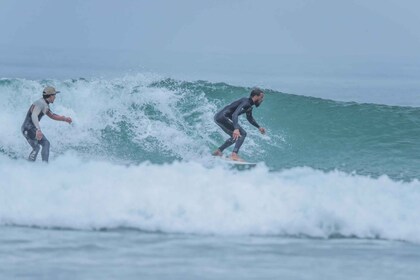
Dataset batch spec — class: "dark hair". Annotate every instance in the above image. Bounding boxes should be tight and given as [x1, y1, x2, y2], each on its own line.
[250, 88, 263, 98]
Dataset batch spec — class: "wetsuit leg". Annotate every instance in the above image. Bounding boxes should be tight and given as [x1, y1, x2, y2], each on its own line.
[22, 129, 40, 161]
[214, 115, 235, 152]
[219, 137, 236, 152]
[22, 129, 50, 162]
[214, 115, 247, 153]
[232, 127, 247, 154]
[39, 136, 50, 162]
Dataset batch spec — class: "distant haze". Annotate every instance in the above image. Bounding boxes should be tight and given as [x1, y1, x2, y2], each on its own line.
[1, 0, 420, 104]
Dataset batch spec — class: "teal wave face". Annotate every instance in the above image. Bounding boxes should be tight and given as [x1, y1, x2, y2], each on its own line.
[151, 79, 420, 180]
[1, 76, 420, 180]
[260, 92, 420, 180]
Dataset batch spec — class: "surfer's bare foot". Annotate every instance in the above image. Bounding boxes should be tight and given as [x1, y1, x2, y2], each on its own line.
[230, 152, 244, 162]
[212, 149, 223, 157]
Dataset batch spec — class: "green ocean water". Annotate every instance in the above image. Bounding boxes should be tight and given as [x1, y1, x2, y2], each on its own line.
[148, 79, 420, 180]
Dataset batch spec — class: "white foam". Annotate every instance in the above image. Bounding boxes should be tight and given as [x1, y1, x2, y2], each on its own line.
[0, 153, 419, 243]
[0, 75, 229, 161]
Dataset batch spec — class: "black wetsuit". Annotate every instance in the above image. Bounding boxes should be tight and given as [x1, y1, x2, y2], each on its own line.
[214, 97, 260, 153]
[21, 98, 51, 162]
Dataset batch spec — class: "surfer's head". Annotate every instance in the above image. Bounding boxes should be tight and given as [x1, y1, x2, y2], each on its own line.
[250, 88, 264, 107]
[42, 86, 59, 103]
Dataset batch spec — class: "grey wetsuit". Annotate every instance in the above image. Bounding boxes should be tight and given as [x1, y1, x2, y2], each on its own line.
[214, 97, 260, 153]
[21, 98, 51, 162]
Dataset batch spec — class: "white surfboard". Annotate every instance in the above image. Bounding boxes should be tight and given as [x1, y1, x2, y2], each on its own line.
[220, 157, 257, 167]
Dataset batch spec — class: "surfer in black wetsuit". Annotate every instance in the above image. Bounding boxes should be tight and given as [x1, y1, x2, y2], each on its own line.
[213, 88, 266, 161]
[21, 86, 72, 162]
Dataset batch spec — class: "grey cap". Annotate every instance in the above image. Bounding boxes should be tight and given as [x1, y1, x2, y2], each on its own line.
[43, 86, 60, 96]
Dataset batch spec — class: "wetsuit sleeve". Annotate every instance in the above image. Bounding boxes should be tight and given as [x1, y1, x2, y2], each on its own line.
[31, 105, 42, 130]
[232, 99, 249, 129]
[246, 108, 260, 128]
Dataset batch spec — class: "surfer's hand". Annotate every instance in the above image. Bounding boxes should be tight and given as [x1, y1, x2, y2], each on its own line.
[232, 129, 241, 141]
[259, 127, 266, 134]
[64, 116, 72, 124]
[36, 129, 43, 140]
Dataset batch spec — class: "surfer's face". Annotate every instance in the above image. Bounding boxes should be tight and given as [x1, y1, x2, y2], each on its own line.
[47, 94, 56, 103]
[255, 93, 264, 107]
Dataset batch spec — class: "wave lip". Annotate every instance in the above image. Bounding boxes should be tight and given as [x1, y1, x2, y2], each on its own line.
[1, 154, 419, 243]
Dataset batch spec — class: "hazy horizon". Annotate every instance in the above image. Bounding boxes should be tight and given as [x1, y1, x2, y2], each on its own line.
[1, 0, 419, 105]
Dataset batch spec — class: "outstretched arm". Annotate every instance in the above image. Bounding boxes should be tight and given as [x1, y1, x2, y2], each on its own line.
[46, 110, 72, 124]
[245, 108, 260, 128]
[246, 109, 266, 134]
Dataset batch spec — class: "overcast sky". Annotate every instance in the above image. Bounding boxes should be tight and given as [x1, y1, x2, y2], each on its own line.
[1, 0, 420, 80]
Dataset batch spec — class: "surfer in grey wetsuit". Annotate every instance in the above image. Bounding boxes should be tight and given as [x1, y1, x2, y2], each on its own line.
[21, 86, 72, 162]
[213, 88, 266, 161]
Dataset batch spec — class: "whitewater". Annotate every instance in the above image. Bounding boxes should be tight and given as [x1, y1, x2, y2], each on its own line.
[1, 153, 420, 242]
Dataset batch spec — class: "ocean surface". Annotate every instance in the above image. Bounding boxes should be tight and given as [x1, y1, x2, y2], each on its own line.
[1, 73, 420, 279]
